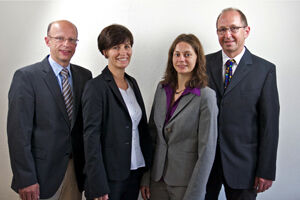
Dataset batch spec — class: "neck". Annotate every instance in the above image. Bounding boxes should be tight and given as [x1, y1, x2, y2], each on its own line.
[176, 73, 191, 91]
[224, 46, 244, 58]
[108, 65, 125, 80]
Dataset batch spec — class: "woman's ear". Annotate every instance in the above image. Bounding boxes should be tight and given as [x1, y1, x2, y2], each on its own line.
[103, 50, 108, 58]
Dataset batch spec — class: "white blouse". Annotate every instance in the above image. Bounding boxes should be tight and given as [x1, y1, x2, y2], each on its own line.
[119, 81, 146, 170]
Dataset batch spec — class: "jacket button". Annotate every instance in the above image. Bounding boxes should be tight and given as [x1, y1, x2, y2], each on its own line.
[125, 126, 130, 129]
[166, 127, 172, 133]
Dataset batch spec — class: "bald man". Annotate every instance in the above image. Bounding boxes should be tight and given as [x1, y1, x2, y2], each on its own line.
[7, 20, 92, 200]
[205, 8, 279, 200]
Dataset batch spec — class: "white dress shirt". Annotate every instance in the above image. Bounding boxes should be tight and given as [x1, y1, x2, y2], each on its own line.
[119, 81, 146, 170]
[222, 47, 246, 82]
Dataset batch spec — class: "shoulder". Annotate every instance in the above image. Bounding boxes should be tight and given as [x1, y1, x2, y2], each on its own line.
[71, 64, 92, 77]
[85, 73, 106, 89]
[250, 53, 276, 69]
[244, 48, 276, 71]
[200, 87, 216, 99]
[12, 60, 44, 80]
[206, 51, 222, 61]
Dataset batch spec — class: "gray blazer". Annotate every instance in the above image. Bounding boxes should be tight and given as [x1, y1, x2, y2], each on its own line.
[142, 83, 218, 200]
[7, 56, 92, 198]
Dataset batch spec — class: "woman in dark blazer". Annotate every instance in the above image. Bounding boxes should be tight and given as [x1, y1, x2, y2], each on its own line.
[82, 24, 152, 200]
[140, 34, 218, 200]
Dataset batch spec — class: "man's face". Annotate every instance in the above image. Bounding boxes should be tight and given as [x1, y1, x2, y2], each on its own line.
[217, 10, 250, 58]
[45, 21, 78, 67]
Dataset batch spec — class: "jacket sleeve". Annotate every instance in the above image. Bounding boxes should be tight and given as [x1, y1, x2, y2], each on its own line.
[82, 80, 110, 198]
[7, 69, 38, 190]
[183, 88, 218, 200]
[256, 65, 280, 180]
[140, 84, 159, 187]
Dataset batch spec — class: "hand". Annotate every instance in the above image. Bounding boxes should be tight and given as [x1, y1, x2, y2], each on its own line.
[93, 194, 109, 200]
[140, 186, 150, 200]
[18, 183, 40, 200]
[253, 177, 273, 193]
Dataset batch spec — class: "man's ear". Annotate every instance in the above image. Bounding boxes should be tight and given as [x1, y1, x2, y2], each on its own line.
[45, 36, 50, 47]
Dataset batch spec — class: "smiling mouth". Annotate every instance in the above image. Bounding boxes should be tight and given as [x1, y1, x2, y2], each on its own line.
[60, 50, 72, 54]
[176, 65, 187, 69]
[117, 57, 129, 61]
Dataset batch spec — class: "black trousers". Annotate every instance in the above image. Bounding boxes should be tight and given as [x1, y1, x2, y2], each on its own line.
[108, 168, 143, 200]
[205, 146, 257, 200]
[87, 168, 143, 200]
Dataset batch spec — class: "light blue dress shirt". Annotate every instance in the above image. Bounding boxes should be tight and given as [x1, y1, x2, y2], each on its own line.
[48, 56, 73, 92]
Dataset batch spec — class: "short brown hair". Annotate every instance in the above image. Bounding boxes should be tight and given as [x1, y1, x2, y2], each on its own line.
[161, 34, 208, 90]
[97, 24, 133, 55]
[216, 8, 248, 28]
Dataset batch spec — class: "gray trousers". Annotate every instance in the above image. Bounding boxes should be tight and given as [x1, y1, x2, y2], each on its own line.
[150, 179, 187, 200]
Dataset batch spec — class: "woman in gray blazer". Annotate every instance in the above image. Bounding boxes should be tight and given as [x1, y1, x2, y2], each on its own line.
[141, 34, 218, 200]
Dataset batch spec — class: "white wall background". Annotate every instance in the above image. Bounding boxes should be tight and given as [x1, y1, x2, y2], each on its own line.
[0, 0, 299, 199]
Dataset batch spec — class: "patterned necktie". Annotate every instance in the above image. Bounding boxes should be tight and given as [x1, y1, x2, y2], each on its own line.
[224, 59, 235, 89]
[61, 68, 73, 121]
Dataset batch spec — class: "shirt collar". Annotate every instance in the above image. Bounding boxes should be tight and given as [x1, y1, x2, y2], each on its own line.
[163, 84, 201, 96]
[222, 47, 245, 66]
[48, 55, 71, 77]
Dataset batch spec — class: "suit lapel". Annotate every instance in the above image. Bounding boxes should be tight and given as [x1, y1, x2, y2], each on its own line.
[41, 58, 71, 127]
[154, 86, 168, 144]
[224, 48, 253, 95]
[168, 93, 195, 123]
[70, 65, 81, 129]
[102, 67, 129, 114]
[210, 51, 224, 96]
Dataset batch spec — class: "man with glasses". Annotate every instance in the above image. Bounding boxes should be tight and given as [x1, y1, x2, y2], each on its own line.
[205, 8, 279, 200]
[7, 20, 92, 200]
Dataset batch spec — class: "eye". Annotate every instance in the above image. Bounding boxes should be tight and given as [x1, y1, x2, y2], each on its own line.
[68, 38, 78, 44]
[174, 52, 180, 57]
[125, 44, 131, 49]
[112, 46, 119, 50]
[56, 37, 64, 41]
[184, 53, 191, 57]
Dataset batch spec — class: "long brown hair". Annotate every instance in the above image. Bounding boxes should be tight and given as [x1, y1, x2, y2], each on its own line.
[161, 34, 208, 90]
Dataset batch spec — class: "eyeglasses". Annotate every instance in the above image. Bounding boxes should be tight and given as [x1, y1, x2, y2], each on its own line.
[48, 36, 79, 44]
[217, 26, 246, 35]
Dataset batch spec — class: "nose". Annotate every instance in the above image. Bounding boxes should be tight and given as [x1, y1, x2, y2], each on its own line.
[224, 29, 232, 38]
[62, 39, 72, 46]
[119, 47, 128, 55]
[178, 54, 185, 61]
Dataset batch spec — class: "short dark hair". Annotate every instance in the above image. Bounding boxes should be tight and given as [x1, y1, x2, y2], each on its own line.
[97, 24, 134, 56]
[216, 8, 248, 28]
[161, 34, 208, 90]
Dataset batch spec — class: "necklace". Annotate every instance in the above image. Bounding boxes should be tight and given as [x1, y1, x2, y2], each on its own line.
[175, 89, 184, 94]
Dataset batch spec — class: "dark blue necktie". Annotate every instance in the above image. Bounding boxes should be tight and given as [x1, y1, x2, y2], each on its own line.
[224, 59, 235, 89]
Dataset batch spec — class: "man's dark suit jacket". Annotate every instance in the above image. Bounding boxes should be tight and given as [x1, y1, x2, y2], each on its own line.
[82, 66, 152, 199]
[7, 56, 92, 198]
[206, 48, 280, 189]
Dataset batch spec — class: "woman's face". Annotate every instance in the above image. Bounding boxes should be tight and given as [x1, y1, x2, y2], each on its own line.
[104, 40, 132, 70]
[172, 42, 197, 76]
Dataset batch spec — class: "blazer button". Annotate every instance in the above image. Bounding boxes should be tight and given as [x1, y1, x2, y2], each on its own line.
[166, 127, 172, 134]
[125, 126, 130, 129]
[125, 142, 130, 145]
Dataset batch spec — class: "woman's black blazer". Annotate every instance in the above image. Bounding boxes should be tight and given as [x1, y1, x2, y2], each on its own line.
[82, 66, 152, 198]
